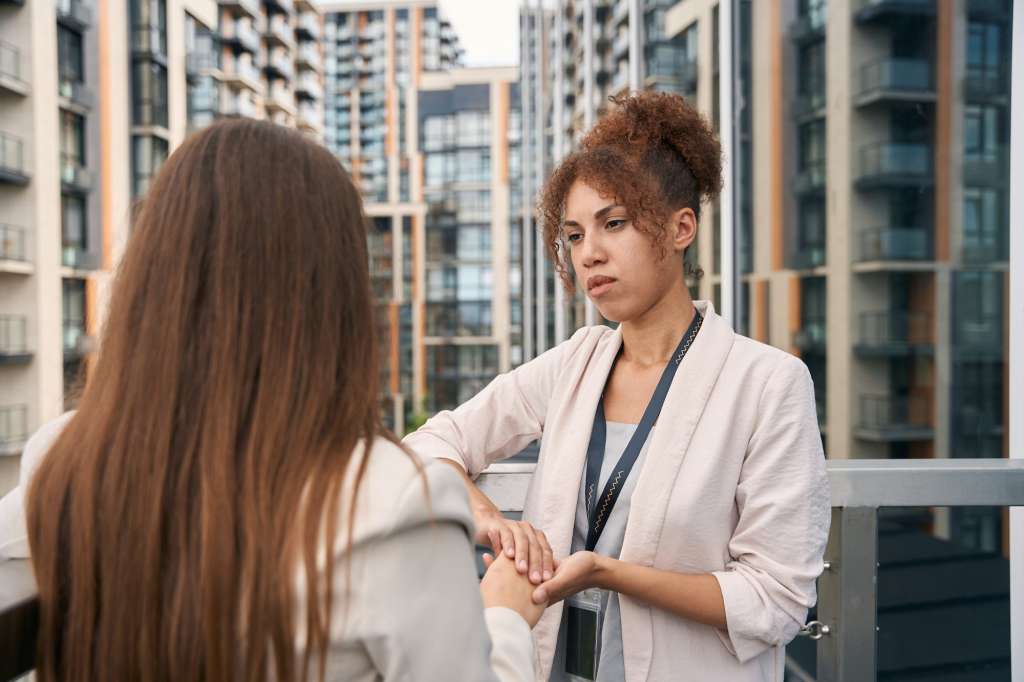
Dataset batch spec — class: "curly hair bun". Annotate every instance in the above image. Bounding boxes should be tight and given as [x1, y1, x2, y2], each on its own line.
[581, 91, 723, 204]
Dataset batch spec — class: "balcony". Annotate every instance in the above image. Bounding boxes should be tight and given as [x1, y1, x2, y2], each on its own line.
[789, 8, 826, 44]
[61, 244, 100, 271]
[963, 68, 1008, 103]
[792, 89, 826, 121]
[967, 0, 1011, 18]
[962, 238, 1007, 265]
[58, 77, 94, 110]
[794, 160, 826, 195]
[0, 225, 28, 268]
[0, 41, 28, 96]
[856, 143, 932, 190]
[613, 31, 629, 59]
[297, 102, 322, 133]
[186, 52, 222, 81]
[265, 15, 295, 48]
[218, 0, 260, 20]
[962, 151, 1005, 188]
[221, 59, 263, 93]
[265, 52, 294, 81]
[63, 320, 88, 357]
[222, 93, 258, 118]
[295, 73, 321, 101]
[55, 0, 92, 30]
[0, 316, 30, 364]
[0, 132, 29, 186]
[855, 311, 933, 357]
[266, 83, 295, 115]
[856, 58, 934, 107]
[793, 320, 827, 354]
[296, 12, 320, 41]
[60, 155, 92, 192]
[788, 244, 826, 271]
[854, 0, 935, 23]
[612, 0, 629, 25]
[857, 226, 932, 262]
[296, 43, 321, 72]
[955, 314, 1003, 358]
[264, 0, 293, 14]
[221, 21, 261, 55]
[0, 404, 28, 455]
[856, 394, 933, 441]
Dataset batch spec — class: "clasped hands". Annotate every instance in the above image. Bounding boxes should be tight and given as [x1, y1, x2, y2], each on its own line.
[477, 510, 603, 628]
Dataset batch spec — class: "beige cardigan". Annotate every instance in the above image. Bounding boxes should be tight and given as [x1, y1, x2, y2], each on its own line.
[0, 416, 536, 681]
[404, 300, 831, 681]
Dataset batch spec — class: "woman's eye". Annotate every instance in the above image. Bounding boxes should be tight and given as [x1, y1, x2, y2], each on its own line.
[606, 219, 626, 229]
[566, 233, 582, 243]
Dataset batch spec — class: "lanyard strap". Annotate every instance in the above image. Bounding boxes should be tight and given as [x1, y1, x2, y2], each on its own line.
[583, 309, 703, 552]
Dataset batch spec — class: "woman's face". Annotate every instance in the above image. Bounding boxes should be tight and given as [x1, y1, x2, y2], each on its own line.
[562, 180, 692, 323]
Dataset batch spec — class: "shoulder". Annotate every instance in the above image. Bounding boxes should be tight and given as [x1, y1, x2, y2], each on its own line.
[346, 437, 473, 545]
[19, 411, 77, 486]
[727, 334, 810, 383]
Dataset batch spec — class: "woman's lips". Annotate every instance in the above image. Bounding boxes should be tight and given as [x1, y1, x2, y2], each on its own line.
[587, 276, 616, 298]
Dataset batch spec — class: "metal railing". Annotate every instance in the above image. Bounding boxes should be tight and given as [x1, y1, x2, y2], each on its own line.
[0, 404, 27, 449]
[856, 311, 933, 351]
[858, 226, 931, 261]
[5, 459, 1019, 681]
[859, 58, 933, 97]
[0, 41, 22, 84]
[858, 143, 932, 182]
[0, 316, 27, 355]
[0, 132, 25, 175]
[857, 394, 933, 439]
[0, 224, 27, 262]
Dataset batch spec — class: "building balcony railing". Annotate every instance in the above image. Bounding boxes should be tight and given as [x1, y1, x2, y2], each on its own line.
[297, 43, 322, 72]
[793, 320, 827, 354]
[55, 0, 92, 30]
[612, 0, 629, 26]
[186, 51, 222, 80]
[794, 160, 826, 195]
[856, 394, 933, 441]
[0, 315, 30, 363]
[265, 52, 295, 81]
[0, 224, 27, 263]
[221, 93, 258, 118]
[222, 21, 261, 55]
[0, 132, 28, 185]
[266, 15, 296, 49]
[296, 73, 322, 101]
[961, 238, 1007, 265]
[265, 0, 294, 14]
[4, 459, 1023, 680]
[58, 77, 94, 109]
[221, 59, 263, 93]
[0, 41, 26, 95]
[856, 143, 933, 190]
[61, 244, 100, 271]
[792, 89, 826, 120]
[857, 58, 934, 106]
[788, 7, 826, 44]
[60, 155, 92, 192]
[857, 226, 932, 262]
[613, 31, 629, 59]
[966, 0, 1011, 18]
[854, 0, 936, 23]
[963, 67, 1008, 102]
[63, 320, 86, 356]
[0, 404, 28, 455]
[855, 311, 933, 357]
[955, 314, 1003, 355]
[962, 152, 1005, 188]
[218, 0, 260, 20]
[296, 12, 320, 41]
[788, 244, 826, 270]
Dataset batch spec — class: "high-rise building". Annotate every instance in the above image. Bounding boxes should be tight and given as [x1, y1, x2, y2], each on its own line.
[321, 2, 523, 431]
[0, 0, 325, 494]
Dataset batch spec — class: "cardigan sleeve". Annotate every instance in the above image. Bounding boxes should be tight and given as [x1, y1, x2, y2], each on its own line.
[403, 327, 593, 477]
[711, 354, 831, 663]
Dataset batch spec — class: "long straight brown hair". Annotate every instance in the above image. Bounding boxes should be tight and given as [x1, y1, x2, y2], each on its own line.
[27, 119, 393, 681]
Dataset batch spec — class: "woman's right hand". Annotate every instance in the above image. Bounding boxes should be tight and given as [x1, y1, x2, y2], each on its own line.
[474, 509, 556, 584]
[480, 553, 548, 628]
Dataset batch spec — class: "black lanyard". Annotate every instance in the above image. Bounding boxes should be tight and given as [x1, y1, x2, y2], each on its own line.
[583, 309, 703, 552]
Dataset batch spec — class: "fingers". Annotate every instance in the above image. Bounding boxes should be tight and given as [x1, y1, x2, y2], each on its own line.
[509, 522, 529, 574]
[521, 524, 545, 584]
[487, 528, 502, 556]
[537, 529, 555, 582]
[482, 553, 494, 569]
[499, 525, 515, 559]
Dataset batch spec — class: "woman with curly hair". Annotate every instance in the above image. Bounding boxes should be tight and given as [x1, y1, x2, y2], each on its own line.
[405, 91, 830, 681]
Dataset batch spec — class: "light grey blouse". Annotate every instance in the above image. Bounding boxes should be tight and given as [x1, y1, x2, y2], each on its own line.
[551, 421, 653, 682]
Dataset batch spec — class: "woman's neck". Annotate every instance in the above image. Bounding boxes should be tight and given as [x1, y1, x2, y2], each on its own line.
[619, 279, 696, 367]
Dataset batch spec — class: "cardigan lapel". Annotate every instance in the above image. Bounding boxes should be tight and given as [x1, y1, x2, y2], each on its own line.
[618, 300, 736, 681]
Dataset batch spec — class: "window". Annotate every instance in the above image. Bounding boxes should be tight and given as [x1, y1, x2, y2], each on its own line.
[963, 188, 1004, 262]
[57, 26, 84, 85]
[798, 41, 825, 100]
[422, 115, 452, 152]
[132, 135, 169, 197]
[455, 148, 490, 184]
[964, 104, 1002, 164]
[456, 110, 490, 147]
[132, 59, 169, 127]
[798, 119, 826, 172]
[60, 111, 85, 170]
[61, 194, 87, 250]
[131, 0, 168, 56]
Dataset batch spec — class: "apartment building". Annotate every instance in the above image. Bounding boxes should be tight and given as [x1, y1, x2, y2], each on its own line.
[0, 0, 324, 495]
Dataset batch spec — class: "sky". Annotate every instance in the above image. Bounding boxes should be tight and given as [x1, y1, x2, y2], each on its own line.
[438, 0, 521, 68]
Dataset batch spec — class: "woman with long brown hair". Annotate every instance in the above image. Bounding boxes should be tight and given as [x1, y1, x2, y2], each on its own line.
[0, 119, 542, 681]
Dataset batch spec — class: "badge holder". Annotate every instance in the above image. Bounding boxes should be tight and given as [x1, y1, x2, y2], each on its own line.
[564, 588, 604, 681]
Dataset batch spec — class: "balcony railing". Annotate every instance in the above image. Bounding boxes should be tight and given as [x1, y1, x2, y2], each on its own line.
[0, 224, 27, 262]
[55, 0, 92, 29]
[218, 0, 260, 20]
[854, 0, 936, 23]
[467, 459, 1024, 681]
[63, 320, 86, 355]
[0, 404, 28, 453]
[794, 320, 827, 353]
[789, 244, 826, 270]
[856, 394, 933, 441]
[857, 226, 931, 261]
[222, 21, 260, 54]
[0, 41, 24, 88]
[857, 143, 932, 189]
[0, 316, 29, 360]
[795, 159, 826, 194]
[855, 311, 933, 355]
[297, 43, 322, 71]
[296, 12, 320, 41]
[964, 67, 1008, 101]
[61, 244, 99, 270]
[858, 58, 933, 104]
[60, 155, 92, 191]
[793, 89, 826, 120]
[789, 5, 827, 43]
[955, 314, 1003, 354]
[0, 132, 27, 184]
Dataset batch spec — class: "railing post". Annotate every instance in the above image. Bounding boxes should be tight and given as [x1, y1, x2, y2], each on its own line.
[818, 506, 878, 681]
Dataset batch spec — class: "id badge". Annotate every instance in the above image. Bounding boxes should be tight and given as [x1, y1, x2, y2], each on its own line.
[564, 588, 604, 681]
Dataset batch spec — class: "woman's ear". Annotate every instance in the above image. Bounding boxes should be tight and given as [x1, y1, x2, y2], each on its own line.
[669, 207, 698, 254]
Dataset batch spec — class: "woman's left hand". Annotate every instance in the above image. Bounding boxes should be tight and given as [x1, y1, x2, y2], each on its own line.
[531, 551, 605, 605]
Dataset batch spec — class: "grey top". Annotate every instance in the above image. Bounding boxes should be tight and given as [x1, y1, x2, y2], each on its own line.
[552, 421, 653, 681]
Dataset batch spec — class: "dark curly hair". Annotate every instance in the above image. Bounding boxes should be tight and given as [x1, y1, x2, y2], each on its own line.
[539, 91, 723, 291]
